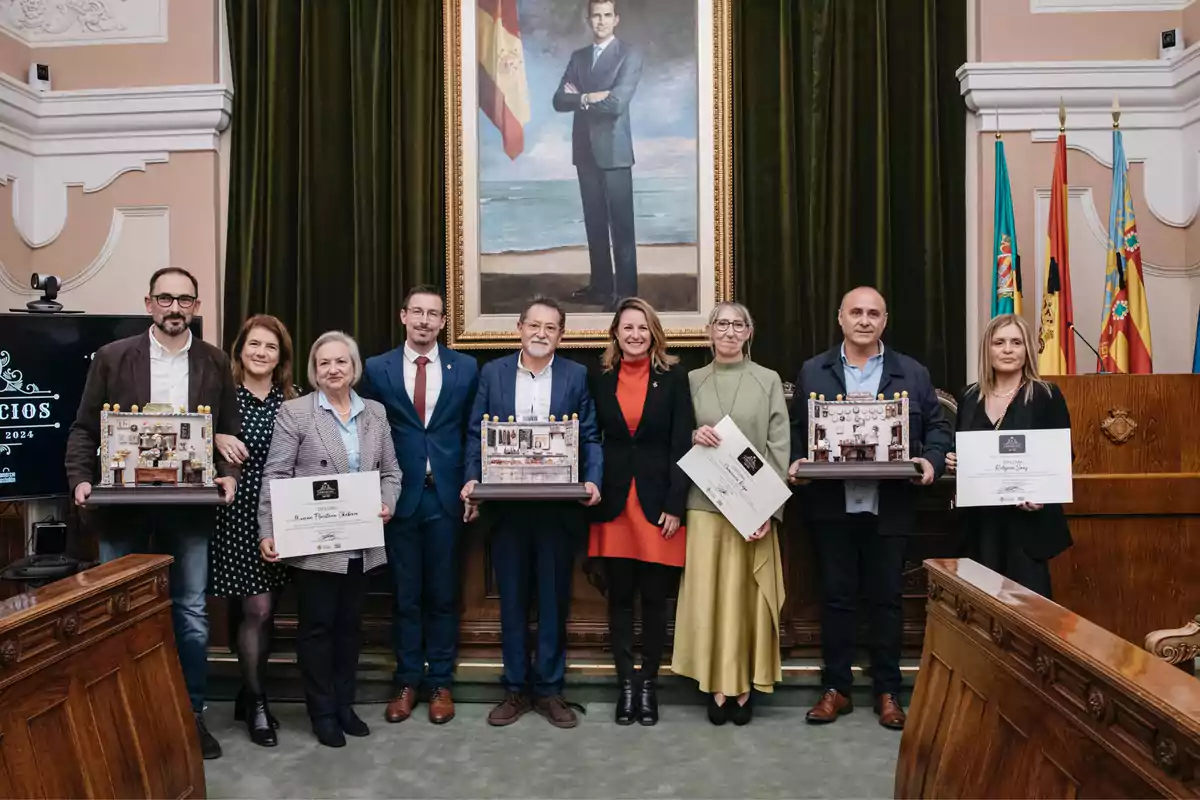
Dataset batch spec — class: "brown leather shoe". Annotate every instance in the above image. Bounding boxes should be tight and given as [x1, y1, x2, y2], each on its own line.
[384, 686, 418, 723]
[806, 688, 853, 724]
[874, 693, 906, 730]
[534, 695, 579, 729]
[487, 692, 531, 727]
[429, 687, 455, 725]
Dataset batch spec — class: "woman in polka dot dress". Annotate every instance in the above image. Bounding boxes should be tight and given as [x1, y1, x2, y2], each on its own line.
[212, 314, 299, 748]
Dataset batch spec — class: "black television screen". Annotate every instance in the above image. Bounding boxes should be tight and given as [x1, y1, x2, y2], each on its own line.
[0, 314, 203, 500]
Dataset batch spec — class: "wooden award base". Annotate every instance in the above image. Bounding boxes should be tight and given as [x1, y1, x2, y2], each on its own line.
[470, 483, 592, 502]
[790, 460, 921, 481]
[87, 485, 226, 506]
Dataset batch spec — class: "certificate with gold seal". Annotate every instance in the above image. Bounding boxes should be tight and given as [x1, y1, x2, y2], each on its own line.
[269, 470, 384, 559]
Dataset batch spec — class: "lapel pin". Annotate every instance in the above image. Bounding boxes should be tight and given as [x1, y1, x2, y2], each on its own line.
[652, 381, 658, 388]
[447, 364, 452, 370]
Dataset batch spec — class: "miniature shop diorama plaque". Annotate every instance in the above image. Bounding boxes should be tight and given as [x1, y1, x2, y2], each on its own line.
[87, 402, 225, 505]
[471, 414, 590, 501]
[791, 391, 920, 480]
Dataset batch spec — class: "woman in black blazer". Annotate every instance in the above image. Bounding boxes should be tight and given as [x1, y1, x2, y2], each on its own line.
[588, 297, 695, 726]
[946, 313, 1072, 598]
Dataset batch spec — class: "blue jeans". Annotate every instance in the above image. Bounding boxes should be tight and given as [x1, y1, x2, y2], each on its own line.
[384, 485, 460, 689]
[97, 508, 212, 712]
[490, 503, 581, 697]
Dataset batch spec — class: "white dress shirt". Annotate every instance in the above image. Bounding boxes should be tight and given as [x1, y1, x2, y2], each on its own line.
[403, 342, 442, 427]
[515, 354, 553, 422]
[148, 328, 191, 411]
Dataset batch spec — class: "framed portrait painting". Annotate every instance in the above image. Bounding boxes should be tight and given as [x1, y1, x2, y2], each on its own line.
[444, 0, 732, 347]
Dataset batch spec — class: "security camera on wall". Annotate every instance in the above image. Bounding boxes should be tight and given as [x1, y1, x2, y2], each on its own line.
[27, 63, 50, 92]
[1161, 28, 1184, 61]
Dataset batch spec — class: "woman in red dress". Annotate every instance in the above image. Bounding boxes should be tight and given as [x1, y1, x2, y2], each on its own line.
[588, 298, 695, 726]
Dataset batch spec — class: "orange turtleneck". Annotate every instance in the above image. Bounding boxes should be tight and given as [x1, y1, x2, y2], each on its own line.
[616, 355, 651, 434]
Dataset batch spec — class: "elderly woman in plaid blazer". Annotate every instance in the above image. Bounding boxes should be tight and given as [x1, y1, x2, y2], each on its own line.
[258, 330, 401, 748]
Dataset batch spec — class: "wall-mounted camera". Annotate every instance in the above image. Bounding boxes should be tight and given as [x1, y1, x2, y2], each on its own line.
[27, 273, 62, 313]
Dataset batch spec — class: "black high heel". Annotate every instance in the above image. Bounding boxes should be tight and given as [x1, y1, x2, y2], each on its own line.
[638, 678, 659, 726]
[731, 692, 754, 726]
[707, 694, 729, 726]
[246, 695, 278, 747]
[234, 688, 280, 730]
[615, 678, 637, 726]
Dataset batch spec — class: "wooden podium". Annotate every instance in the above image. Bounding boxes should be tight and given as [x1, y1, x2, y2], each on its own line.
[0, 555, 205, 799]
[1050, 375, 1200, 645]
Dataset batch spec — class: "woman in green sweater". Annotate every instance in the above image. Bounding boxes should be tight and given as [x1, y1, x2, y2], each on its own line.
[671, 301, 790, 726]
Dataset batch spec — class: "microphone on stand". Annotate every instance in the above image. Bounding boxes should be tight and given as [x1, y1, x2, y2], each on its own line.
[1068, 323, 1110, 374]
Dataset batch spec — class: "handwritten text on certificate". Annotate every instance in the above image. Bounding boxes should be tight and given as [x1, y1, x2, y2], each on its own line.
[955, 428, 1073, 508]
[677, 416, 792, 539]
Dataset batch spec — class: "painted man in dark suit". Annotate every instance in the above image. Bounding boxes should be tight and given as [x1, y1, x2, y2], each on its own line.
[552, 0, 643, 310]
[461, 297, 602, 730]
[64, 266, 240, 761]
[361, 286, 479, 727]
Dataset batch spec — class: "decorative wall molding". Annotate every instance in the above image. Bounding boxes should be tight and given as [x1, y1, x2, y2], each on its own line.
[960, 45, 1200, 227]
[0, 72, 228, 246]
[0, 0, 168, 47]
[1031, 0, 1194, 11]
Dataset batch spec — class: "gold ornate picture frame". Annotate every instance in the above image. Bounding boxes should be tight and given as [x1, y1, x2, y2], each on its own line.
[444, 0, 733, 348]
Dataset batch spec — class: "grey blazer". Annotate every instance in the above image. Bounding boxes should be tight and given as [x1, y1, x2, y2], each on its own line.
[258, 393, 401, 574]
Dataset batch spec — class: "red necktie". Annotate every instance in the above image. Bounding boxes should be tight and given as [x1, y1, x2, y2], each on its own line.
[414, 356, 430, 426]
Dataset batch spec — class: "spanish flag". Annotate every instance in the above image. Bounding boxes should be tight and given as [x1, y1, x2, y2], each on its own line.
[478, 0, 531, 160]
[1037, 127, 1076, 376]
[1097, 129, 1153, 373]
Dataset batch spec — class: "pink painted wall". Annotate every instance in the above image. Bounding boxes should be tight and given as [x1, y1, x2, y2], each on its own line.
[978, 1, 1184, 62]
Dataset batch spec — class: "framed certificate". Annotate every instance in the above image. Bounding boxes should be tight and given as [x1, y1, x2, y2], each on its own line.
[955, 429, 1073, 508]
[269, 471, 384, 559]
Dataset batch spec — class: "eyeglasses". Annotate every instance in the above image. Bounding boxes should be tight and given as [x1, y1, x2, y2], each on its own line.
[713, 320, 748, 333]
[151, 293, 197, 309]
[405, 308, 443, 320]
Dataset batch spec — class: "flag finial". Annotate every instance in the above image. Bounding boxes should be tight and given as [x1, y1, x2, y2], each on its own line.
[1059, 99, 1067, 132]
[995, 108, 1001, 140]
[1112, 96, 1121, 129]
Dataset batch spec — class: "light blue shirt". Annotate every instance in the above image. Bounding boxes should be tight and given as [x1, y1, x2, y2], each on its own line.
[841, 342, 886, 515]
[318, 390, 367, 557]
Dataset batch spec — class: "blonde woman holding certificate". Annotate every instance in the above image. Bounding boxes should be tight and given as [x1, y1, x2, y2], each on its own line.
[671, 301, 789, 727]
[258, 331, 401, 748]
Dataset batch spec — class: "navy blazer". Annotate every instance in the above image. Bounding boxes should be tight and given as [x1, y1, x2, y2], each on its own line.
[361, 343, 479, 520]
[552, 38, 643, 169]
[789, 344, 952, 536]
[467, 353, 602, 487]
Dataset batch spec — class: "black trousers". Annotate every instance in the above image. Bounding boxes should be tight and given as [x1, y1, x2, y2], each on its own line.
[814, 514, 905, 696]
[576, 161, 638, 298]
[604, 558, 679, 680]
[294, 559, 367, 719]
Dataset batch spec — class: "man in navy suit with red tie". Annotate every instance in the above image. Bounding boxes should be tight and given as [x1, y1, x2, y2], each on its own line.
[553, 0, 643, 310]
[362, 286, 478, 726]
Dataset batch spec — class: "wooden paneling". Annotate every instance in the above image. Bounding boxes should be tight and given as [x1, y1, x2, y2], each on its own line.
[0, 555, 204, 799]
[897, 559, 1200, 799]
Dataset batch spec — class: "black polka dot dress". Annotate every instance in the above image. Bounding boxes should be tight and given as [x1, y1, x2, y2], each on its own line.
[210, 384, 291, 597]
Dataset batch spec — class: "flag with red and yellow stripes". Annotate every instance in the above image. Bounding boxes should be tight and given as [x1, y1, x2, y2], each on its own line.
[478, 0, 531, 160]
[1037, 130, 1076, 376]
[1097, 129, 1153, 373]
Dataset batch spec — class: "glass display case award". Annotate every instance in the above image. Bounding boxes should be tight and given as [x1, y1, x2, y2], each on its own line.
[791, 391, 920, 480]
[470, 414, 591, 501]
[87, 402, 225, 505]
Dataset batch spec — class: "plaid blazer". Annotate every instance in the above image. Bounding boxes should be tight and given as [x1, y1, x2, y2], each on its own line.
[258, 392, 401, 574]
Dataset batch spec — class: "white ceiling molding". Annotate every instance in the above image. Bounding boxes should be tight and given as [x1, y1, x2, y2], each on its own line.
[960, 44, 1200, 228]
[0, 0, 168, 47]
[1031, 0, 1194, 11]
[0, 72, 229, 246]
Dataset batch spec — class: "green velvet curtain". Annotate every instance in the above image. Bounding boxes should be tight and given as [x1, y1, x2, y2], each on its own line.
[224, 0, 966, 390]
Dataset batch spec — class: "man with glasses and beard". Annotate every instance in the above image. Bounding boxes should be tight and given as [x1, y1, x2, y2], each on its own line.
[361, 286, 479, 726]
[461, 297, 602, 729]
[65, 267, 240, 760]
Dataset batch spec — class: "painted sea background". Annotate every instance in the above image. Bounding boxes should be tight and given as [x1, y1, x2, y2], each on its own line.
[480, 176, 696, 254]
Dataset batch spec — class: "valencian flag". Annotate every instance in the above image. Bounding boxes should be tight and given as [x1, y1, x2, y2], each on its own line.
[1037, 119, 1076, 375]
[992, 135, 1023, 317]
[1097, 128, 1153, 373]
[478, 0, 532, 159]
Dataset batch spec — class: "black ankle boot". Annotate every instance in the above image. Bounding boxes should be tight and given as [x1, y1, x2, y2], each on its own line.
[247, 695, 278, 747]
[638, 678, 659, 726]
[235, 688, 280, 729]
[615, 678, 637, 725]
